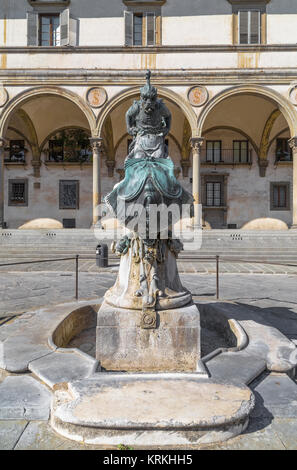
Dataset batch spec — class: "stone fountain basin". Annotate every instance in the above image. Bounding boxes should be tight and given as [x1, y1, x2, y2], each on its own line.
[54, 301, 242, 366]
[0, 298, 296, 446]
[0, 298, 296, 388]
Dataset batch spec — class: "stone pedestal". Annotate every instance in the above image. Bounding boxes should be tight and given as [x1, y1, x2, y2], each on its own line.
[51, 374, 255, 447]
[96, 301, 200, 372]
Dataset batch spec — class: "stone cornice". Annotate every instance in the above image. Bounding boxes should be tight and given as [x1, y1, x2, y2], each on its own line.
[227, 0, 271, 3]
[1, 68, 297, 86]
[123, 0, 166, 5]
[28, 0, 70, 5]
[2, 43, 297, 54]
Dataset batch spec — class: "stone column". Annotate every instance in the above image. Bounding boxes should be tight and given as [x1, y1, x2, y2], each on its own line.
[0, 138, 6, 229]
[289, 137, 297, 228]
[190, 137, 204, 228]
[90, 137, 104, 227]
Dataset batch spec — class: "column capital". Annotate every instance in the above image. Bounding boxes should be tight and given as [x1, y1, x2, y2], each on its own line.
[0, 138, 6, 149]
[89, 137, 104, 150]
[190, 137, 204, 151]
[289, 137, 297, 151]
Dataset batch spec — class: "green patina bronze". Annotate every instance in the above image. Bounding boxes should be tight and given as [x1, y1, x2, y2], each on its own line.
[105, 70, 193, 231]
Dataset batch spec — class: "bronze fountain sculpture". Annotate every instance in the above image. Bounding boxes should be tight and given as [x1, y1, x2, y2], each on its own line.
[96, 71, 200, 371]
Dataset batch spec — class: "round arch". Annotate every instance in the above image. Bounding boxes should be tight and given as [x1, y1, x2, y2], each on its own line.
[203, 125, 259, 155]
[96, 86, 198, 137]
[7, 126, 34, 151]
[0, 86, 97, 137]
[40, 125, 91, 151]
[268, 127, 290, 153]
[197, 85, 297, 138]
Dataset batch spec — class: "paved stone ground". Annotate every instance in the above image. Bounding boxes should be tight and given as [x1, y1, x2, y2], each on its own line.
[0, 371, 297, 450]
[0, 265, 297, 450]
[0, 257, 297, 274]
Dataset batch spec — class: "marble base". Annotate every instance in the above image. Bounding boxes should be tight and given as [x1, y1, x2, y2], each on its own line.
[51, 374, 255, 447]
[96, 301, 201, 372]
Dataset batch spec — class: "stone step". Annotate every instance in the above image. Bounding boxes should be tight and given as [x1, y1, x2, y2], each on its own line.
[51, 374, 255, 447]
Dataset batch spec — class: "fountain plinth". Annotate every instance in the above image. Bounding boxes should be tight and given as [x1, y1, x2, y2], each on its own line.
[96, 71, 200, 372]
[96, 236, 200, 372]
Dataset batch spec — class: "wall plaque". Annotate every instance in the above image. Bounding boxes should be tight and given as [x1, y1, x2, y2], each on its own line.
[86, 87, 107, 108]
[187, 86, 209, 107]
[0, 87, 9, 107]
[59, 180, 79, 209]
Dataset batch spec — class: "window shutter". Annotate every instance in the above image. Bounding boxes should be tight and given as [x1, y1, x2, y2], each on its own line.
[146, 12, 155, 46]
[125, 10, 133, 46]
[250, 10, 260, 44]
[27, 12, 39, 46]
[60, 8, 69, 46]
[239, 10, 248, 44]
[69, 16, 77, 46]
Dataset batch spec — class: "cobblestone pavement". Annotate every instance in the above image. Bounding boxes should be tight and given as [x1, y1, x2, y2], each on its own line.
[0, 257, 297, 274]
[0, 268, 297, 450]
[1, 270, 297, 323]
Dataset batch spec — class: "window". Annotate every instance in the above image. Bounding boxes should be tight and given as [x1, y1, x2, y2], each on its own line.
[27, 9, 77, 46]
[59, 180, 79, 209]
[40, 14, 60, 46]
[8, 179, 28, 206]
[276, 138, 292, 162]
[270, 183, 290, 211]
[230, 2, 266, 45]
[206, 141, 222, 163]
[6, 140, 25, 162]
[206, 182, 222, 207]
[233, 140, 249, 163]
[48, 139, 64, 161]
[239, 10, 261, 44]
[133, 14, 143, 46]
[47, 129, 91, 162]
[124, 8, 160, 46]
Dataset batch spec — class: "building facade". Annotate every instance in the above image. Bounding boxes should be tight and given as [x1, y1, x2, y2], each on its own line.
[0, 0, 297, 230]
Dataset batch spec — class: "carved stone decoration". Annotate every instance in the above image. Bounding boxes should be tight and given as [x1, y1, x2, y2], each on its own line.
[289, 136, 297, 152]
[187, 86, 209, 107]
[258, 159, 269, 177]
[289, 86, 297, 106]
[180, 160, 191, 177]
[140, 309, 157, 329]
[86, 87, 107, 108]
[105, 159, 115, 177]
[32, 160, 41, 178]
[0, 87, 9, 107]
